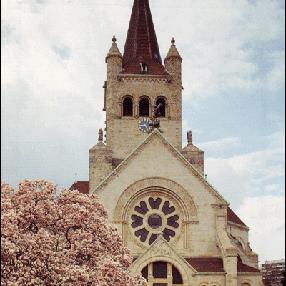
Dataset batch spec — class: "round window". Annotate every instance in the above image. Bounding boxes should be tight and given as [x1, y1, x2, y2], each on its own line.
[130, 196, 180, 245]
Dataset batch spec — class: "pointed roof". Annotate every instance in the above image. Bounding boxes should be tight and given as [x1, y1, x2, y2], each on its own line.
[106, 36, 122, 62]
[122, 0, 166, 75]
[165, 38, 182, 61]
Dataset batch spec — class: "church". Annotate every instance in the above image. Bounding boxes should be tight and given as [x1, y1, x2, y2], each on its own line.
[71, 1, 263, 285]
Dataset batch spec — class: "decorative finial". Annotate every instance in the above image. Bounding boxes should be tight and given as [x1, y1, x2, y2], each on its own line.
[171, 37, 175, 45]
[98, 128, 103, 142]
[112, 35, 117, 43]
[187, 130, 193, 145]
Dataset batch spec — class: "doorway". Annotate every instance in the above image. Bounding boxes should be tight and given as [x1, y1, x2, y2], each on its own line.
[141, 261, 184, 286]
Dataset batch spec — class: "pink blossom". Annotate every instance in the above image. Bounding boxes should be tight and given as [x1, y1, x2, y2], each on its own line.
[1, 180, 147, 286]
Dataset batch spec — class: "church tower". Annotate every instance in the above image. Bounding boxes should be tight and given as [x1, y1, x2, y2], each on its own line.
[85, 1, 263, 285]
[89, 0, 192, 192]
[104, 0, 182, 161]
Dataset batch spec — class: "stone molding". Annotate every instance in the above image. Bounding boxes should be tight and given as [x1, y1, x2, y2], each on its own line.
[117, 73, 172, 83]
[113, 177, 198, 222]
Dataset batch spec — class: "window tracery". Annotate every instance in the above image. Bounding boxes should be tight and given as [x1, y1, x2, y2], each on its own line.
[131, 195, 180, 245]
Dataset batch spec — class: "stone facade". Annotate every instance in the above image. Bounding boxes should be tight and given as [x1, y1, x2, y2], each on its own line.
[86, 1, 263, 285]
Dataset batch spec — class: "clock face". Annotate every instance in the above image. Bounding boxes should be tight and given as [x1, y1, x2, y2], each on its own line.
[138, 117, 152, 133]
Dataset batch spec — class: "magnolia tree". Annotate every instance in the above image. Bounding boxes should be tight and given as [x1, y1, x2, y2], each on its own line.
[1, 180, 147, 286]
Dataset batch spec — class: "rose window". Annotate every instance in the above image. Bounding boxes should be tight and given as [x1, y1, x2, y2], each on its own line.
[131, 197, 180, 245]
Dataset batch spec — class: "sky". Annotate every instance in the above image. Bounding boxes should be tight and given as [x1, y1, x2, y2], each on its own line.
[1, 0, 285, 263]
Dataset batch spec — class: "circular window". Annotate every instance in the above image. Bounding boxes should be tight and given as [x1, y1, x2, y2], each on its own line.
[130, 196, 180, 245]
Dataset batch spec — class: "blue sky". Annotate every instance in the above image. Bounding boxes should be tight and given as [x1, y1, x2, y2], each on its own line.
[1, 0, 285, 263]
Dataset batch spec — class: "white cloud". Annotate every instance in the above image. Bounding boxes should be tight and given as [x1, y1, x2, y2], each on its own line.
[237, 195, 285, 263]
[205, 132, 285, 205]
[153, 0, 285, 100]
[199, 137, 241, 152]
[265, 51, 286, 92]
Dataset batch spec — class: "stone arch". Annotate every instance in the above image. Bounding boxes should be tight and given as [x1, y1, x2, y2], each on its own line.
[139, 96, 150, 117]
[113, 177, 198, 249]
[240, 278, 254, 286]
[113, 177, 198, 223]
[122, 95, 133, 116]
[131, 254, 190, 286]
[155, 96, 167, 117]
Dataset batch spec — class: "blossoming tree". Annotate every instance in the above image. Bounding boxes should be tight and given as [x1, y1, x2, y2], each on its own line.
[1, 180, 147, 286]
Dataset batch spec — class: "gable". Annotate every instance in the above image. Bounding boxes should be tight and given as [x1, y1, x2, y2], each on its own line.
[94, 131, 228, 209]
[130, 236, 196, 281]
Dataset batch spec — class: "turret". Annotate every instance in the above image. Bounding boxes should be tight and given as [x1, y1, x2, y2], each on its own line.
[181, 131, 204, 175]
[105, 36, 122, 81]
[89, 129, 113, 192]
[164, 38, 182, 83]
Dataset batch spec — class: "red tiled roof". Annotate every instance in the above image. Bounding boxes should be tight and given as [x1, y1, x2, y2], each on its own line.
[122, 0, 166, 75]
[185, 257, 225, 272]
[227, 207, 247, 227]
[237, 256, 260, 273]
[185, 257, 260, 273]
[70, 181, 89, 194]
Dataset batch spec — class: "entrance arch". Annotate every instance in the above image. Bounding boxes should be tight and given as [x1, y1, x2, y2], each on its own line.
[141, 261, 184, 286]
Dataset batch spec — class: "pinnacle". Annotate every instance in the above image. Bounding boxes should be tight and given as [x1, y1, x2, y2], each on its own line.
[165, 38, 182, 61]
[106, 35, 122, 61]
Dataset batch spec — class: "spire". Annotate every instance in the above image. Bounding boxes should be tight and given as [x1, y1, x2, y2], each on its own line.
[122, 0, 165, 75]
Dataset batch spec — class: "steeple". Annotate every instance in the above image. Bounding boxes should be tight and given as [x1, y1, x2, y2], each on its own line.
[122, 0, 166, 75]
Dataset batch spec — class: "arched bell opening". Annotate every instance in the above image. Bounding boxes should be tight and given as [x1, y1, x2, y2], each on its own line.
[155, 97, 166, 118]
[122, 96, 133, 117]
[139, 97, 150, 117]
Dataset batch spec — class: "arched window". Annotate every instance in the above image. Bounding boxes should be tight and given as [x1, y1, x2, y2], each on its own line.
[139, 97, 150, 117]
[123, 97, 133, 117]
[155, 97, 166, 117]
[141, 261, 183, 285]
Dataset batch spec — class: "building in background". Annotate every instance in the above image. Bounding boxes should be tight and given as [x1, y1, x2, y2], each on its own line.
[262, 260, 285, 286]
